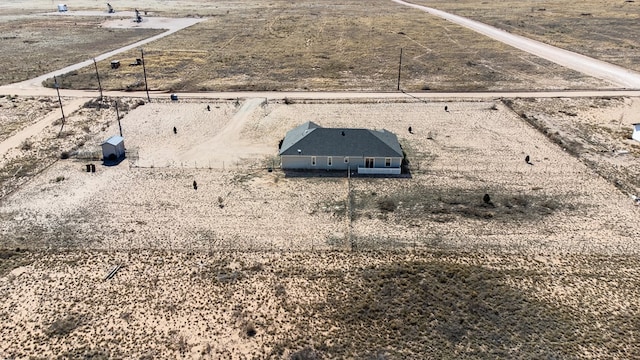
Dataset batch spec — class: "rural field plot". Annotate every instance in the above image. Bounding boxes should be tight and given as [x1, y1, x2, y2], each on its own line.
[47, 0, 608, 92]
[1, 250, 640, 358]
[0, 16, 162, 86]
[412, 0, 640, 73]
[0, 99, 638, 254]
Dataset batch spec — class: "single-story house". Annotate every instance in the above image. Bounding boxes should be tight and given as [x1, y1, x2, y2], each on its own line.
[633, 123, 640, 143]
[279, 121, 403, 175]
[101, 135, 125, 161]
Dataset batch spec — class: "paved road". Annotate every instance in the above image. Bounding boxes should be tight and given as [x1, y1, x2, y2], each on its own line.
[392, 0, 640, 89]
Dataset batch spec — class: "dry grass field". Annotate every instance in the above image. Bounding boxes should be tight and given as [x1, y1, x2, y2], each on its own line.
[42, 0, 609, 92]
[0, 16, 162, 86]
[1, 249, 640, 358]
[2, 0, 640, 358]
[412, 0, 640, 72]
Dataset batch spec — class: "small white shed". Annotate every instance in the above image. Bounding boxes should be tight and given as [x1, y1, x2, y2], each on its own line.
[57, 4, 68, 12]
[101, 135, 125, 161]
[633, 123, 640, 143]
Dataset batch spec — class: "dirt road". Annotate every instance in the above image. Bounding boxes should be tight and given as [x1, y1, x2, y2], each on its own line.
[1, 12, 204, 90]
[392, 0, 640, 89]
[0, 98, 87, 159]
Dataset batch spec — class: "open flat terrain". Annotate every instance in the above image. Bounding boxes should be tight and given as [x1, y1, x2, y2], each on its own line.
[411, 0, 640, 73]
[5, 0, 609, 92]
[0, 97, 639, 358]
[1, 99, 639, 254]
[2, 0, 640, 358]
[2, 249, 640, 358]
[0, 16, 162, 86]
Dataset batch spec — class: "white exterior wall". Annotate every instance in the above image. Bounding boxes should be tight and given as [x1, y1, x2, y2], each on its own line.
[101, 142, 125, 160]
[633, 124, 640, 142]
[281, 155, 401, 171]
[358, 167, 401, 175]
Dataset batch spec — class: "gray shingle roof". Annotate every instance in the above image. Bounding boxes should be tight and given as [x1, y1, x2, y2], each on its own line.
[279, 122, 402, 157]
[102, 135, 124, 146]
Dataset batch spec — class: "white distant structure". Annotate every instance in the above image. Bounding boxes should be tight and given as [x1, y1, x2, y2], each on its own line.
[633, 123, 640, 143]
[101, 135, 125, 161]
[57, 4, 68, 12]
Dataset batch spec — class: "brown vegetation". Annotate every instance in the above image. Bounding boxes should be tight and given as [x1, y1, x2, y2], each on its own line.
[412, 0, 640, 72]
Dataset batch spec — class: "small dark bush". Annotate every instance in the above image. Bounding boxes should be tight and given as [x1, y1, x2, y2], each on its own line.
[60, 151, 70, 159]
[378, 198, 396, 212]
[290, 347, 319, 360]
[20, 140, 32, 151]
[46, 314, 82, 337]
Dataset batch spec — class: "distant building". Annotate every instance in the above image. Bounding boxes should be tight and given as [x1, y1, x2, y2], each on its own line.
[279, 121, 403, 175]
[633, 123, 640, 143]
[101, 135, 125, 161]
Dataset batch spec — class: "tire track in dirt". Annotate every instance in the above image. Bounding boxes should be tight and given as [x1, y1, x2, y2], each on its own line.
[0, 98, 87, 159]
[392, 0, 640, 89]
[0, 13, 205, 91]
[181, 98, 271, 168]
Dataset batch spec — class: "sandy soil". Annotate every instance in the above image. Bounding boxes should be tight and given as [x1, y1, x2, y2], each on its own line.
[1, 1, 640, 358]
[0, 99, 638, 255]
[2, 249, 640, 358]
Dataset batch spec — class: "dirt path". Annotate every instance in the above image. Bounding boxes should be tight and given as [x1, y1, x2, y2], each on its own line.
[181, 98, 271, 168]
[1, 13, 204, 90]
[392, 0, 640, 89]
[0, 98, 87, 158]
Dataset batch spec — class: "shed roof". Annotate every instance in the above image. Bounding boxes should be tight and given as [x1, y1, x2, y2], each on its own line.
[102, 135, 124, 146]
[279, 122, 402, 157]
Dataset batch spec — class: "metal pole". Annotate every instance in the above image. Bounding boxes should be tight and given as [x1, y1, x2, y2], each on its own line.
[397, 48, 403, 91]
[54, 76, 66, 135]
[93, 58, 103, 103]
[114, 101, 122, 137]
[141, 48, 150, 102]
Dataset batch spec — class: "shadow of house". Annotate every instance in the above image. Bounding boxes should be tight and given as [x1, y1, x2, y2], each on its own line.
[101, 135, 125, 166]
[279, 121, 406, 177]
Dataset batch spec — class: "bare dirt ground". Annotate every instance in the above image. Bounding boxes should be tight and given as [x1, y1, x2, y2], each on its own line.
[2, 249, 640, 358]
[2, 0, 640, 358]
[0, 99, 638, 255]
[504, 96, 640, 197]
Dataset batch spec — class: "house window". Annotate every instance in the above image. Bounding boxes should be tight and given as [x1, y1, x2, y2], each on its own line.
[385, 158, 391, 167]
[311, 156, 316, 166]
[328, 157, 332, 166]
[344, 157, 349, 163]
[365, 158, 374, 168]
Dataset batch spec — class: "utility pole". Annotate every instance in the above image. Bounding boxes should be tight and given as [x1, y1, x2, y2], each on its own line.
[93, 58, 103, 103]
[141, 48, 150, 102]
[54, 76, 66, 135]
[114, 100, 122, 137]
[397, 48, 403, 91]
